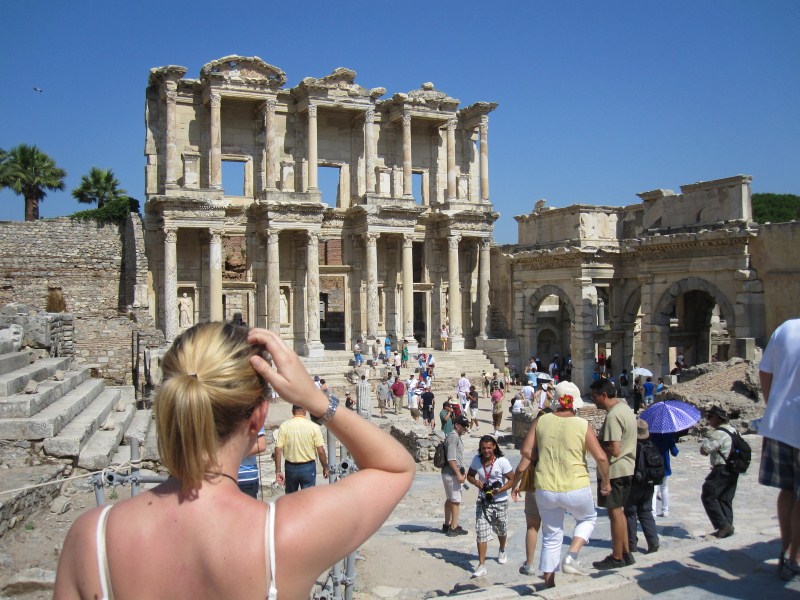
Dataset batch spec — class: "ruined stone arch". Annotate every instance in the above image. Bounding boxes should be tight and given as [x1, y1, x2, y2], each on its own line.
[526, 284, 575, 323]
[653, 278, 735, 331]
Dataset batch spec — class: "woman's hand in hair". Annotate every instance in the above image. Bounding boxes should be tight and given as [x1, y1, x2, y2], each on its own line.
[247, 328, 328, 417]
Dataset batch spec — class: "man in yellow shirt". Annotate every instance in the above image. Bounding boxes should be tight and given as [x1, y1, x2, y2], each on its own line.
[275, 405, 329, 493]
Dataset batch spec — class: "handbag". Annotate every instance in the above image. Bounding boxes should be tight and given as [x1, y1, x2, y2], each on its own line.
[517, 463, 536, 492]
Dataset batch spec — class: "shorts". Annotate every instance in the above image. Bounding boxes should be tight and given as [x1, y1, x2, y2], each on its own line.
[410, 407, 420, 419]
[759, 437, 800, 500]
[422, 406, 434, 421]
[470, 408, 479, 418]
[378, 397, 387, 408]
[524, 490, 540, 519]
[597, 476, 633, 509]
[442, 471, 462, 503]
[475, 499, 508, 542]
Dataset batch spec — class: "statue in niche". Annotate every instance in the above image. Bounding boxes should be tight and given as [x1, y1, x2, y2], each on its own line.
[178, 293, 193, 328]
[597, 297, 605, 328]
[279, 288, 289, 325]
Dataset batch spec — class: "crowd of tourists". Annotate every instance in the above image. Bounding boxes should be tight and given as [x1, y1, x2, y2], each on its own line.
[54, 319, 800, 596]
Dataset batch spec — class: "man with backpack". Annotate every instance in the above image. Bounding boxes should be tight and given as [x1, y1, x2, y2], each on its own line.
[441, 415, 471, 537]
[700, 406, 743, 538]
[624, 420, 662, 554]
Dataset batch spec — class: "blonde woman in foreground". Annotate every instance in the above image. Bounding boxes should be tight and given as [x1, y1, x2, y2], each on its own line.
[54, 323, 415, 599]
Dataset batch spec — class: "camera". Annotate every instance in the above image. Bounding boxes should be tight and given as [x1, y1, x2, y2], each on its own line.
[480, 481, 502, 503]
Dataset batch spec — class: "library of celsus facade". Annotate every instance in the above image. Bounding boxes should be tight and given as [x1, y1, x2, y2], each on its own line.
[143, 55, 498, 355]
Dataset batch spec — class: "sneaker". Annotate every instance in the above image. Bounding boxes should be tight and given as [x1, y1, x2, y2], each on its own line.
[441, 524, 450, 533]
[623, 552, 636, 566]
[780, 560, 800, 582]
[519, 563, 534, 576]
[561, 555, 589, 576]
[445, 528, 459, 537]
[498, 550, 507, 564]
[659, 510, 669, 517]
[593, 555, 625, 570]
[447, 526, 468, 536]
[472, 564, 488, 578]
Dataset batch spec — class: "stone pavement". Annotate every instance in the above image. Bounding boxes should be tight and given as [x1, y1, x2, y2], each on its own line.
[349, 420, 800, 599]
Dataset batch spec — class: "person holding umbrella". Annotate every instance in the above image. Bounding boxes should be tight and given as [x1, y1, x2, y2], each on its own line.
[639, 399, 698, 518]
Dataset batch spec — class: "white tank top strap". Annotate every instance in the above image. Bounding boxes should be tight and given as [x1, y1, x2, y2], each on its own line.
[95, 504, 115, 600]
[265, 501, 277, 600]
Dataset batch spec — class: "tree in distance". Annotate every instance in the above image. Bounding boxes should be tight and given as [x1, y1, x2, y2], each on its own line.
[0, 144, 66, 221]
[72, 167, 128, 209]
[752, 193, 800, 224]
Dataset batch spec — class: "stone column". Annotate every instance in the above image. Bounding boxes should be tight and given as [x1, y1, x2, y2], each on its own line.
[304, 231, 325, 357]
[402, 234, 415, 345]
[447, 234, 464, 351]
[479, 117, 489, 202]
[364, 108, 376, 193]
[209, 229, 224, 321]
[571, 277, 597, 393]
[265, 100, 278, 190]
[164, 81, 178, 188]
[402, 114, 412, 197]
[365, 232, 380, 341]
[307, 104, 318, 191]
[638, 274, 669, 378]
[163, 227, 178, 341]
[266, 230, 280, 333]
[209, 92, 222, 190]
[478, 237, 491, 338]
[446, 119, 457, 200]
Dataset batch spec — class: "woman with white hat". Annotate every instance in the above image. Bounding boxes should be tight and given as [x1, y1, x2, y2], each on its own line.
[512, 381, 611, 588]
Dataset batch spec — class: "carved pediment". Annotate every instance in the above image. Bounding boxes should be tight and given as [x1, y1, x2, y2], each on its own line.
[294, 67, 385, 101]
[200, 55, 287, 88]
[148, 65, 188, 86]
[392, 82, 460, 111]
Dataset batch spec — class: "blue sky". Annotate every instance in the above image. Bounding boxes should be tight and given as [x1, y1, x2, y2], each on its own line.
[2, 1, 798, 243]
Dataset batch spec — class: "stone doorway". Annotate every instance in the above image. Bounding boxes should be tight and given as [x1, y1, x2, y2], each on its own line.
[320, 275, 346, 350]
[413, 291, 429, 347]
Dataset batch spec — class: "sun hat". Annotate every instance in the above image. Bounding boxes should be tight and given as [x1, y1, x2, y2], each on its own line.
[708, 406, 728, 421]
[552, 381, 584, 411]
[637, 419, 650, 440]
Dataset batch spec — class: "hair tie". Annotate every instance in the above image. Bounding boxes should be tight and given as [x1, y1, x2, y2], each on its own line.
[188, 373, 199, 380]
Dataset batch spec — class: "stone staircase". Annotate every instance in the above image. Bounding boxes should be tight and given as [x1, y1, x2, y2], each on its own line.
[0, 348, 143, 470]
[300, 346, 502, 394]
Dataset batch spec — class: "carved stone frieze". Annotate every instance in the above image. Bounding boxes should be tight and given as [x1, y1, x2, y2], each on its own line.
[293, 67, 385, 102]
[200, 55, 287, 88]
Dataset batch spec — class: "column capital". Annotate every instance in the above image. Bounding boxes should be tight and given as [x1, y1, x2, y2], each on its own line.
[447, 234, 461, 249]
[479, 121, 488, 136]
[574, 276, 593, 287]
[308, 104, 318, 117]
[480, 237, 491, 250]
[446, 118, 458, 131]
[307, 230, 319, 245]
[365, 108, 375, 123]
[164, 227, 178, 243]
[363, 232, 380, 246]
[402, 234, 414, 248]
[210, 91, 221, 108]
[402, 114, 411, 127]
[638, 273, 654, 284]
[209, 228, 224, 243]
[163, 85, 177, 103]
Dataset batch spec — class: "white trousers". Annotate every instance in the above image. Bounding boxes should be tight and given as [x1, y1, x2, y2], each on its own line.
[652, 475, 670, 513]
[535, 486, 597, 573]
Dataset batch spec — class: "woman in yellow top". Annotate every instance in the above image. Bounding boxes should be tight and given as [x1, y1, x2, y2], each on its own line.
[513, 381, 611, 588]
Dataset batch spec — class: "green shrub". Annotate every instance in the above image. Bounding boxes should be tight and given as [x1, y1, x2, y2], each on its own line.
[70, 196, 140, 226]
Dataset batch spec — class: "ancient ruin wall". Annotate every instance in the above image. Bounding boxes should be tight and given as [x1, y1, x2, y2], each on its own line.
[0, 217, 160, 384]
[750, 221, 800, 336]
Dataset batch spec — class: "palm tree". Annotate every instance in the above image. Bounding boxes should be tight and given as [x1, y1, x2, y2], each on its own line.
[0, 144, 67, 221]
[72, 167, 128, 209]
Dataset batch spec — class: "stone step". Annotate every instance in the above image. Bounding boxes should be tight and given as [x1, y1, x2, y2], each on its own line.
[78, 398, 137, 470]
[141, 411, 160, 461]
[0, 357, 73, 397]
[122, 408, 152, 448]
[0, 351, 31, 377]
[0, 367, 91, 418]
[42, 387, 122, 457]
[0, 378, 106, 440]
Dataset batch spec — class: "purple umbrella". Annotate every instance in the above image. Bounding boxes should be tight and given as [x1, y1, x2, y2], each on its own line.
[640, 400, 701, 433]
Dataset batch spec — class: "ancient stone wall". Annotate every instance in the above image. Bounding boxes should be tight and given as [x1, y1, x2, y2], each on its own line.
[750, 220, 800, 336]
[0, 217, 164, 386]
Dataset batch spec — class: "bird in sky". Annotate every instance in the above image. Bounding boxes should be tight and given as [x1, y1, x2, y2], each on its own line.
[33, 87, 43, 93]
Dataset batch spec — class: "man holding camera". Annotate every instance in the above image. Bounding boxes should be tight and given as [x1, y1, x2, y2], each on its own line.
[442, 415, 471, 537]
[466, 435, 514, 577]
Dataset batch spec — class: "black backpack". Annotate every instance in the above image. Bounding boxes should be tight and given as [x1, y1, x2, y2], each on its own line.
[433, 439, 447, 468]
[619, 374, 628, 387]
[722, 428, 752, 473]
[634, 440, 665, 485]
